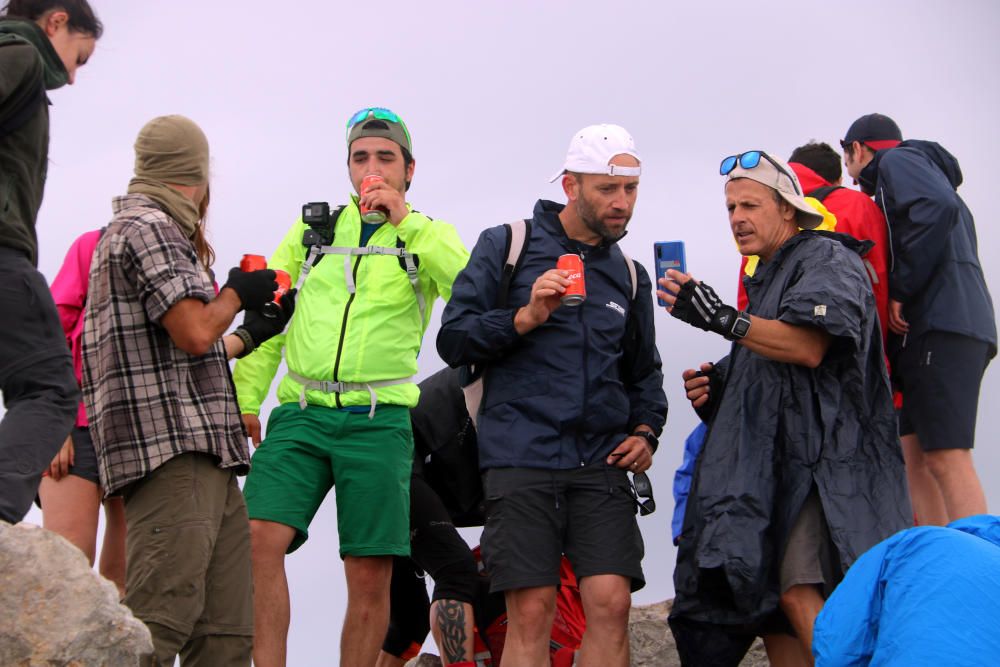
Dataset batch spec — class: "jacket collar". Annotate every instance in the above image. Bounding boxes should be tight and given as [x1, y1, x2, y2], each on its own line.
[751, 230, 873, 287]
[0, 19, 68, 90]
[858, 151, 884, 196]
[532, 199, 627, 254]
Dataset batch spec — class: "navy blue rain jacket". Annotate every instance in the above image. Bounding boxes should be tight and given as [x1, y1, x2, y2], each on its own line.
[860, 140, 996, 354]
[436, 199, 667, 470]
[670, 231, 911, 636]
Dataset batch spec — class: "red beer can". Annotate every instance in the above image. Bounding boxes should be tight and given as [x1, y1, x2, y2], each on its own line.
[240, 255, 289, 319]
[240, 254, 267, 272]
[557, 254, 586, 306]
[360, 174, 389, 223]
[262, 269, 291, 319]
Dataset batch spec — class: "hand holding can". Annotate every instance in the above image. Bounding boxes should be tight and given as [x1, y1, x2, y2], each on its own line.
[359, 174, 390, 223]
[240, 254, 291, 318]
[557, 254, 586, 306]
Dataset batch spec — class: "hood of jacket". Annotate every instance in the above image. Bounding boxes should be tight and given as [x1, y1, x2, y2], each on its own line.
[789, 162, 834, 194]
[860, 139, 963, 195]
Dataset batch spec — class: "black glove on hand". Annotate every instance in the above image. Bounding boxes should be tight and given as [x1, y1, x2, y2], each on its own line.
[670, 280, 743, 340]
[223, 267, 277, 311]
[234, 289, 297, 358]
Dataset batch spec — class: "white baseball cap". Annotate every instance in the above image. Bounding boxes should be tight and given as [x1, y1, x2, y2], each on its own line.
[549, 124, 642, 182]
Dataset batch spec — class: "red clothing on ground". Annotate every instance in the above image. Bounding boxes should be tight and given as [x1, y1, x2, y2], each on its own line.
[735, 164, 891, 349]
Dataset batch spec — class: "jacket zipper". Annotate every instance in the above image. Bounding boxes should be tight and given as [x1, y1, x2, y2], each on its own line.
[330, 228, 364, 409]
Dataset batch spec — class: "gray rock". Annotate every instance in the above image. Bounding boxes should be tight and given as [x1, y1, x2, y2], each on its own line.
[403, 599, 770, 667]
[629, 599, 768, 667]
[0, 521, 153, 666]
[405, 655, 443, 667]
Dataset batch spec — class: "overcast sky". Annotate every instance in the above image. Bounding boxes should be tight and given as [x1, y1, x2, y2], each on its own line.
[18, 1, 1000, 663]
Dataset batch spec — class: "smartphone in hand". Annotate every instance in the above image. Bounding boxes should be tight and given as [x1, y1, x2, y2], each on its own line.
[654, 241, 686, 307]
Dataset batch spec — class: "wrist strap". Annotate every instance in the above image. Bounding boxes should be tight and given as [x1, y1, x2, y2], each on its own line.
[233, 327, 255, 359]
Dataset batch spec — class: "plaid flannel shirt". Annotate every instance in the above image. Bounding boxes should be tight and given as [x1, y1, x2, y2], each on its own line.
[81, 194, 248, 495]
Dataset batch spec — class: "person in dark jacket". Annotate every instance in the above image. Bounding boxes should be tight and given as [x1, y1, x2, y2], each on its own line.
[437, 124, 667, 667]
[842, 113, 997, 525]
[659, 151, 910, 666]
[0, 0, 101, 524]
[736, 142, 891, 350]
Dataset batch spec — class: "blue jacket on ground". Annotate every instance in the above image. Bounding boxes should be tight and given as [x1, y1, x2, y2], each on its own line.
[859, 140, 996, 355]
[813, 514, 1000, 666]
[436, 199, 667, 470]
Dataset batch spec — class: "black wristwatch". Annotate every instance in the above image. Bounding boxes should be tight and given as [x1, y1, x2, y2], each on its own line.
[728, 311, 752, 340]
[632, 429, 658, 454]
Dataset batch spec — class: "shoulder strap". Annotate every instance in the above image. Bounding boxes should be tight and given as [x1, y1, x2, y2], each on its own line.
[806, 185, 843, 203]
[496, 219, 531, 308]
[0, 36, 46, 140]
[619, 249, 637, 301]
[294, 204, 346, 291]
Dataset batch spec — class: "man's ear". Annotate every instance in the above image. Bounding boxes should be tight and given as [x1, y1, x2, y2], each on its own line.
[781, 200, 797, 223]
[562, 173, 579, 201]
[405, 157, 415, 185]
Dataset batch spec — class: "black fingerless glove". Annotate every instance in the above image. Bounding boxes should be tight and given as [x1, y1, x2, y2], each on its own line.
[234, 289, 297, 358]
[222, 267, 277, 311]
[670, 280, 748, 341]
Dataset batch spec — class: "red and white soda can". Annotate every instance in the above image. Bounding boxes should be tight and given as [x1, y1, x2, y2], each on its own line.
[360, 174, 389, 223]
[557, 254, 586, 306]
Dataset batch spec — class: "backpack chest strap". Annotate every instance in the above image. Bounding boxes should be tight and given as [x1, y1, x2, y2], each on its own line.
[294, 244, 426, 321]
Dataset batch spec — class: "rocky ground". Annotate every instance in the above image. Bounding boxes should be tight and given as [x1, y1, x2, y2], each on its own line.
[0, 522, 152, 667]
[405, 599, 769, 666]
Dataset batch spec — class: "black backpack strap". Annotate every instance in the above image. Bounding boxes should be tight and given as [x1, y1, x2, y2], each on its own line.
[806, 185, 843, 203]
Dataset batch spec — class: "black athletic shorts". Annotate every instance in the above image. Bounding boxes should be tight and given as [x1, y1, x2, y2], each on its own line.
[895, 331, 991, 450]
[481, 462, 644, 594]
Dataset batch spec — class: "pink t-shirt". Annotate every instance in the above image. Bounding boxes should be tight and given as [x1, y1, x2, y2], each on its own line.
[50, 230, 101, 428]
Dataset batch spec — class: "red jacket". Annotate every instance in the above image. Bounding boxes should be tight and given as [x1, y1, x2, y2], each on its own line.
[736, 163, 891, 348]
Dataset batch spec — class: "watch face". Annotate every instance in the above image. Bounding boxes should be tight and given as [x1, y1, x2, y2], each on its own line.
[733, 315, 751, 338]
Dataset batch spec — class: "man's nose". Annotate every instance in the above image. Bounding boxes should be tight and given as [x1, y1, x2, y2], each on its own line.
[611, 189, 628, 210]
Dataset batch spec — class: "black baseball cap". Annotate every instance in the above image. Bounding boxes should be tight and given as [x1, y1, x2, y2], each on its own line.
[841, 113, 902, 151]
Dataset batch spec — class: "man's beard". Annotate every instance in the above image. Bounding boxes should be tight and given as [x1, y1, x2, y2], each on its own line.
[576, 194, 629, 242]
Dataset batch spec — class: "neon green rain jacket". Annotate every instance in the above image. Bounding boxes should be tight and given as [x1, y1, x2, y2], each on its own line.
[232, 200, 469, 414]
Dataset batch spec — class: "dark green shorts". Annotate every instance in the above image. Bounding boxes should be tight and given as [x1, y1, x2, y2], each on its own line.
[243, 403, 412, 556]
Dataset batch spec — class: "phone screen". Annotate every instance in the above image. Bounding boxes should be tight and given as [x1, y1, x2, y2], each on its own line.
[654, 241, 686, 307]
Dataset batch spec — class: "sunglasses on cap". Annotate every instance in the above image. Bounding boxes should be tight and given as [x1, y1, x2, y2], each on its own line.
[346, 107, 411, 145]
[630, 471, 656, 516]
[720, 150, 801, 196]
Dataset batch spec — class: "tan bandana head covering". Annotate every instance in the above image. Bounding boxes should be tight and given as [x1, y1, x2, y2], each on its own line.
[127, 115, 210, 238]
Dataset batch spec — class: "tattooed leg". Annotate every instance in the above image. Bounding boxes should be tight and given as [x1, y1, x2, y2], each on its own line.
[431, 598, 475, 665]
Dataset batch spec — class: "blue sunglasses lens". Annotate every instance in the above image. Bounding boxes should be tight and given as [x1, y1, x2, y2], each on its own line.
[720, 155, 738, 175]
[347, 107, 401, 129]
[739, 151, 762, 170]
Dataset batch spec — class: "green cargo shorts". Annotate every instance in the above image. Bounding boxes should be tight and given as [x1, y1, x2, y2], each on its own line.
[243, 403, 412, 557]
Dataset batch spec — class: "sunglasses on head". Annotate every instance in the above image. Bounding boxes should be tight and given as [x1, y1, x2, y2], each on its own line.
[346, 107, 411, 145]
[720, 150, 801, 196]
[630, 471, 656, 516]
